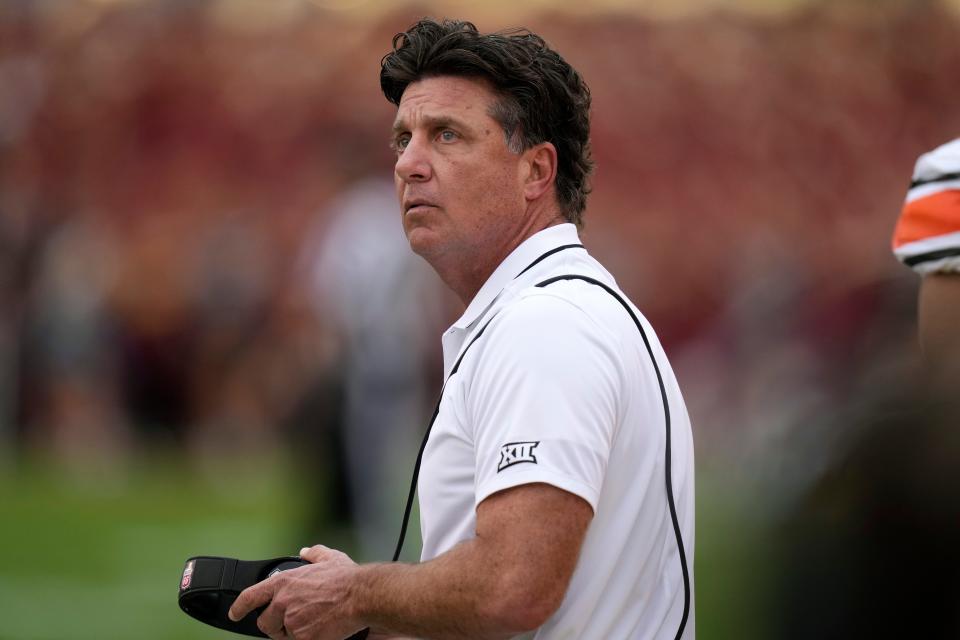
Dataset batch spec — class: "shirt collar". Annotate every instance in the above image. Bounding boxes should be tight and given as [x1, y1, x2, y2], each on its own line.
[451, 223, 582, 331]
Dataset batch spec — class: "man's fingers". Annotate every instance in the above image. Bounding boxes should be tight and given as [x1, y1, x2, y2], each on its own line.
[228, 578, 277, 621]
[299, 544, 329, 563]
[256, 601, 286, 639]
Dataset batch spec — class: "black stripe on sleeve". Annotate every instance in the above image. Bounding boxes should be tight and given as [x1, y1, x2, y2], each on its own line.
[903, 247, 960, 267]
[910, 171, 960, 189]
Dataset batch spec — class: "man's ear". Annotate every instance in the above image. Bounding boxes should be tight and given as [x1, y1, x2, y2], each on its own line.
[523, 142, 558, 202]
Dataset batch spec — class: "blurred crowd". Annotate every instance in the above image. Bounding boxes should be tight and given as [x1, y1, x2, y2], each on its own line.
[0, 1, 411, 466]
[1, 0, 959, 597]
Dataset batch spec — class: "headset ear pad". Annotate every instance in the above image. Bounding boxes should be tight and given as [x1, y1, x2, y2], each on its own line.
[180, 590, 223, 620]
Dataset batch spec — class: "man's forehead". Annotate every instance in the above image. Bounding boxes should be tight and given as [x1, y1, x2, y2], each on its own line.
[394, 76, 497, 125]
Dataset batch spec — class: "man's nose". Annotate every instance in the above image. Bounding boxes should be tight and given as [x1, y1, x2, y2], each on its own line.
[395, 134, 432, 183]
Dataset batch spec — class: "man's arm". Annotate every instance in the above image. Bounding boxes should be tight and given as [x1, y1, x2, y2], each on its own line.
[918, 273, 960, 371]
[230, 482, 592, 640]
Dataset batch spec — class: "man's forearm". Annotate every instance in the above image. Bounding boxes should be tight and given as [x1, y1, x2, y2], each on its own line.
[350, 538, 529, 640]
[230, 485, 587, 640]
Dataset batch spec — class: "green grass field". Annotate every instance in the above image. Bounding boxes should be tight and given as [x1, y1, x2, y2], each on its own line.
[0, 454, 767, 639]
[0, 453, 308, 640]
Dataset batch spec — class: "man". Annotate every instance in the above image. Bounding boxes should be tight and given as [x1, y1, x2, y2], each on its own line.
[230, 19, 695, 639]
[892, 137, 960, 371]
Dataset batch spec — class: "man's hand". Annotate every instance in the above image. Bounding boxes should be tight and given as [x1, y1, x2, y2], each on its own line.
[228, 545, 366, 640]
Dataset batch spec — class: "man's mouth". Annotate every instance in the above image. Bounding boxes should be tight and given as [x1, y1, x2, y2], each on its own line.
[404, 199, 437, 214]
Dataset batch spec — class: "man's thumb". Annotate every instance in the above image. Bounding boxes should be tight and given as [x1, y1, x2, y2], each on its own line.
[299, 545, 327, 562]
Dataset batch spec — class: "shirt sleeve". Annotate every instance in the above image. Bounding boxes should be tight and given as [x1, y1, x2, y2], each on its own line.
[892, 138, 960, 274]
[465, 289, 624, 513]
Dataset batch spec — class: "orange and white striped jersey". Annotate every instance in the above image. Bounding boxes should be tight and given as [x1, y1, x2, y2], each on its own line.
[892, 138, 960, 274]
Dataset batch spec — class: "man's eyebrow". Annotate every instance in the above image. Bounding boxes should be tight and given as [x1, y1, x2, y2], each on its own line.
[391, 114, 469, 135]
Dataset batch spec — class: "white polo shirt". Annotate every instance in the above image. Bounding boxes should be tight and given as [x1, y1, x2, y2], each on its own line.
[418, 223, 695, 639]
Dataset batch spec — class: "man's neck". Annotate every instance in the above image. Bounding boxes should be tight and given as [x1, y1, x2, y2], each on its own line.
[443, 213, 566, 306]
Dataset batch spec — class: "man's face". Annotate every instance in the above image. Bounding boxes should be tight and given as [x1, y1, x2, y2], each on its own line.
[392, 76, 527, 266]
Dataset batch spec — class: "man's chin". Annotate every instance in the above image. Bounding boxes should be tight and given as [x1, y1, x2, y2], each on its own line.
[405, 227, 440, 258]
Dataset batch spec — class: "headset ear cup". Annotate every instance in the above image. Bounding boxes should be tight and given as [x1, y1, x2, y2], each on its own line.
[180, 591, 220, 619]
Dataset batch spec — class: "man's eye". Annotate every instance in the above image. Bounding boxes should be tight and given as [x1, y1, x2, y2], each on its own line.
[393, 135, 410, 152]
[439, 130, 458, 142]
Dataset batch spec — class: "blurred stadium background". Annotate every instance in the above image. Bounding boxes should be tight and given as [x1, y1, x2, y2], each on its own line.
[2, 0, 960, 638]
